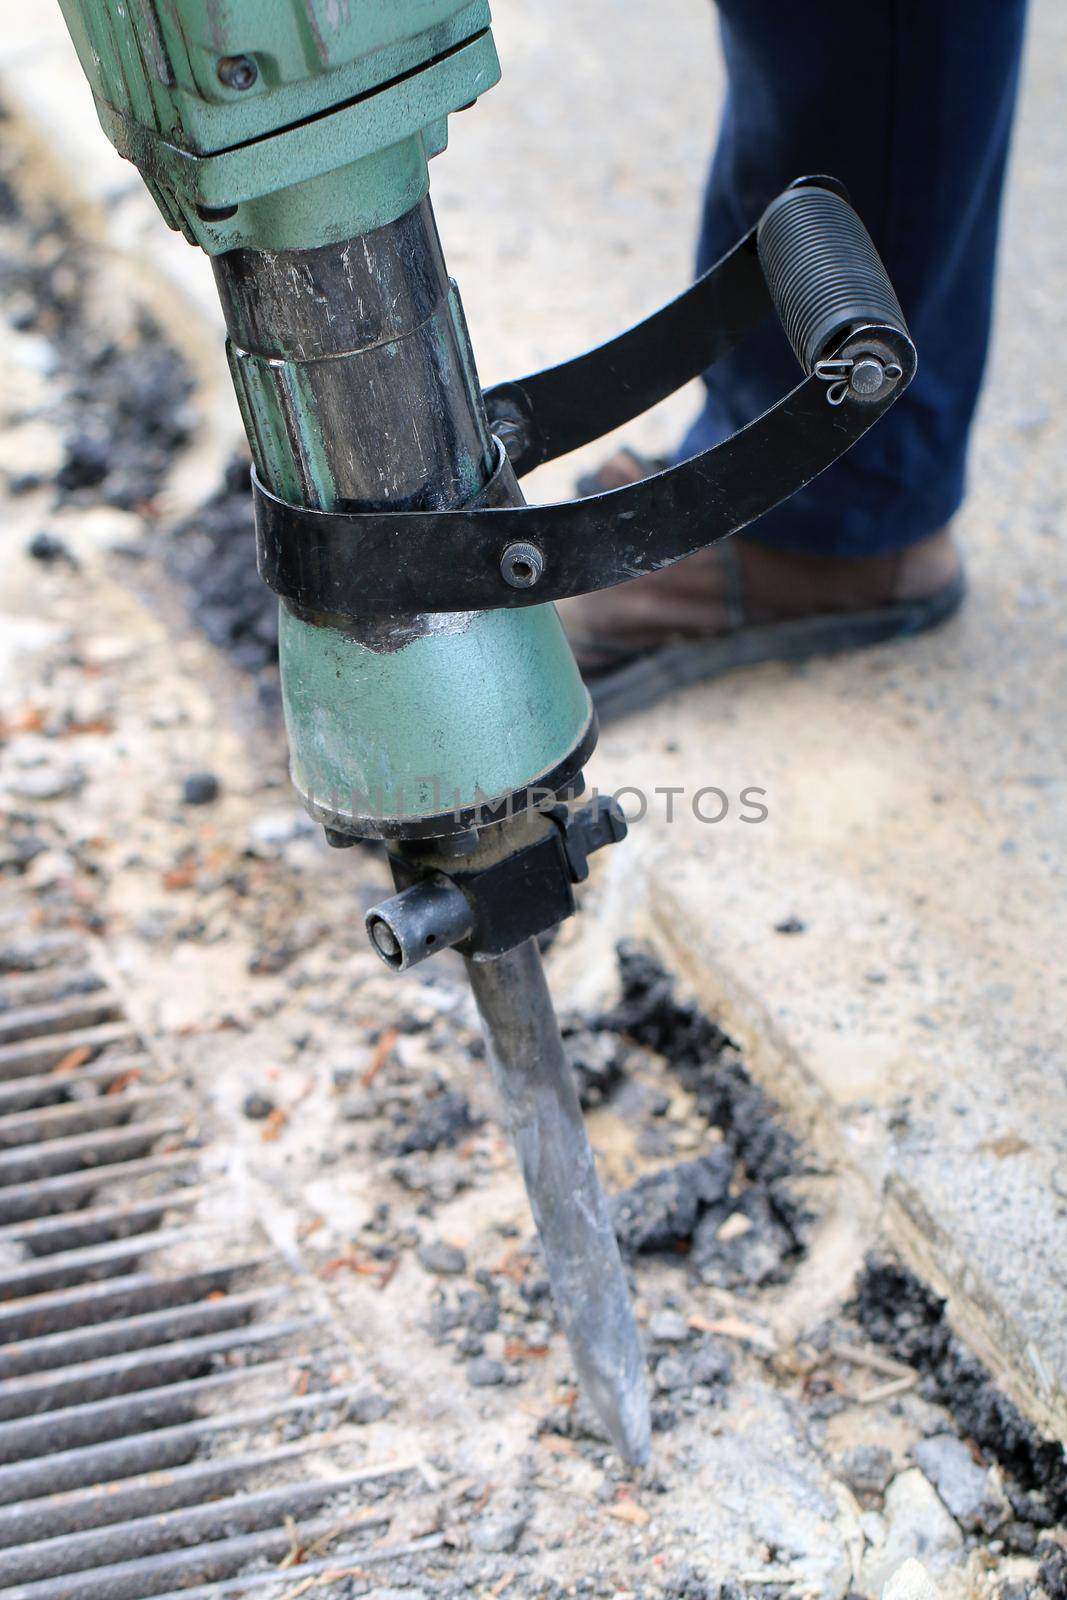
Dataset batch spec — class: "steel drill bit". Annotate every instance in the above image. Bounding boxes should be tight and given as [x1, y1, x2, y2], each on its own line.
[465, 939, 651, 1466]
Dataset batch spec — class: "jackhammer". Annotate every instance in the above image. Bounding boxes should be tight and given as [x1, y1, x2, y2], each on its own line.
[56, 0, 915, 1465]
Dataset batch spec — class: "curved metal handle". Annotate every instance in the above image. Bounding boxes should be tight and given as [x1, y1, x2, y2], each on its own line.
[255, 178, 919, 617]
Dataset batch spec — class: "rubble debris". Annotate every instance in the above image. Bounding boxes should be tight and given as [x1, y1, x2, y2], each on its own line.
[1038, 1542, 1067, 1600]
[170, 455, 279, 682]
[648, 1309, 690, 1344]
[242, 1090, 275, 1121]
[466, 1356, 509, 1388]
[841, 1443, 895, 1498]
[612, 1151, 732, 1254]
[854, 1258, 1067, 1532]
[181, 771, 220, 806]
[418, 1239, 468, 1277]
[26, 529, 76, 566]
[468, 1513, 527, 1553]
[881, 1557, 942, 1600]
[348, 1390, 393, 1425]
[914, 1433, 1009, 1533]
[560, 1017, 628, 1108]
[6, 763, 84, 801]
[860, 1469, 964, 1595]
[652, 1339, 731, 1395]
[376, 1088, 481, 1157]
[597, 944, 808, 1285]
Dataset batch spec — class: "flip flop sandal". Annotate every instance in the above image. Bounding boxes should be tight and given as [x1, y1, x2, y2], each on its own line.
[574, 548, 967, 726]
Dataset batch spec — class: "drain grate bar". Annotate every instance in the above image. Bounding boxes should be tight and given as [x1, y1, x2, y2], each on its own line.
[0, 964, 105, 1011]
[0, 1117, 186, 1188]
[0, 1434, 399, 1549]
[0, 934, 87, 972]
[0, 1382, 379, 1502]
[0, 1186, 208, 1255]
[0, 1482, 392, 1590]
[0, 1022, 138, 1079]
[2, 1507, 395, 1600]
[0, 1260, 266, 1343]
[0, 1283, 273, 1377]
[0, 1314, 321, 1421]
[0, 1086, 174, 1149]
[0, 1149, 198, 1223]
[0, 1222, 221, 1299]
[0, 934, 415, 1596]
[0, 1057, 159, 1118]
[0, 992, 125, 1047]
[0, 1358, 313, 1462]
[149, 1535, 449, 1600]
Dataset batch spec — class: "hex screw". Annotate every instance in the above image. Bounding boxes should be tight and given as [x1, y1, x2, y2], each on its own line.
[217, 54, 258, 90]
[849, 356, 886, 396]
[495, 419, 527, 463]
[500, 541, 544, 589]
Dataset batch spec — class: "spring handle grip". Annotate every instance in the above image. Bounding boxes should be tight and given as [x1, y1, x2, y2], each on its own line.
[757, 184, 909, 375]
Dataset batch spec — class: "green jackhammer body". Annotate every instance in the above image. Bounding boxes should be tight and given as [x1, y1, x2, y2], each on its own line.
[56, 0, 652, 1463]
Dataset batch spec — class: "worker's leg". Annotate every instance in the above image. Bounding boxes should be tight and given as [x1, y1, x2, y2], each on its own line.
[565, 0, 1029, 697]
[679, 0, 1030, 556]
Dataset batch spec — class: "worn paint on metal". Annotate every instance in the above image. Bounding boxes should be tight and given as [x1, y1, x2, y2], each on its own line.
[279, 602, 592, 830]
[57, 0, 498, 250]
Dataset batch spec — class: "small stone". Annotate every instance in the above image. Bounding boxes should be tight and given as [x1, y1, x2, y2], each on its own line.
[469, 1514, 527, 1553]
[913, 1434, 1008, 1533]
[417, 1239, 467, 1277]
[716, 1210, 753, 1241]
[466, 1356, 507, 1388]
[689, 1339, 732, 1387]
[774, 915, 806, 935]
[649, 1310, 690, 1343]
[881, 1558, 941, 1600]
[348, 1390, 392, 1425]
[182, 771, 220, 806]
[27, 530, 75, 566]
[242, 1091, 275, 1121]
[340, 1091, 379, 1122]
[7, 765, 83, 802]
[860, 1470, 963, 1596]
[247, 807, 316, 856]
[57, 431, 110, 490]
[25, 850, 78, 889]
[654, 1355, 691, 1393]
[842, 1443, 895, 1497]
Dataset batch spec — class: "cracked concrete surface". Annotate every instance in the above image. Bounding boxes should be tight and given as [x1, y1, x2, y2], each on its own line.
[1, 0, 1064, 1470]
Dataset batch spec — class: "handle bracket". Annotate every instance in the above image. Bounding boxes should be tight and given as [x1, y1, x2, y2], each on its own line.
[253, 178, 916, 619]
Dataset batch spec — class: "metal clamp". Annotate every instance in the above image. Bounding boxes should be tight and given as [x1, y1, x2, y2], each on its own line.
[251, 177, 916, 619]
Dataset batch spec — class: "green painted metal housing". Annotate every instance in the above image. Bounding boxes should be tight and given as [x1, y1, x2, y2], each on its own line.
[57, 0, 499, 250]
[57, 0, 594, 838]
[280, 606, 593, 836]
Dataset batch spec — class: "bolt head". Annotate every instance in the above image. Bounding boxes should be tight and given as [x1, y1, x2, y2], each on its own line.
[217, 54, 258, 90]
[849, 356, 886, 396]
[500, 541, 544, 589]
[495, 419, 526, 463]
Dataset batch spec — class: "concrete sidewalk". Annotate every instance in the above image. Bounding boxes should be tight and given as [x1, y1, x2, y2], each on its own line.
[1, 1, 1065, 1441]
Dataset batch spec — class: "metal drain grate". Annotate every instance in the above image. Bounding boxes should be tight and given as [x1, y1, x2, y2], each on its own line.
[0, 922, 441, 1599]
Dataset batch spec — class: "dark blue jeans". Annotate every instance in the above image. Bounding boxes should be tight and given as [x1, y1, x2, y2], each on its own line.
[679, 0, 1029, 557]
